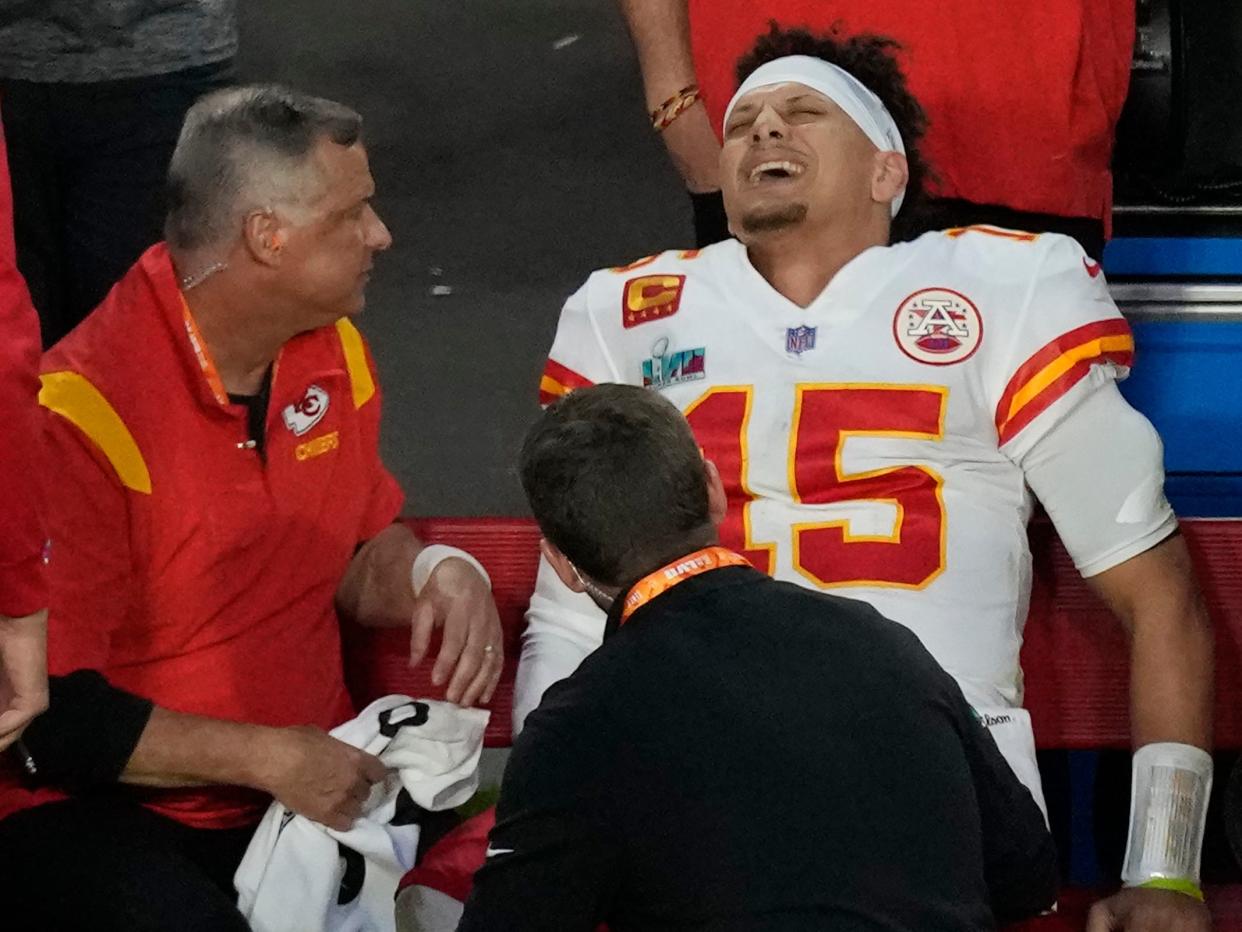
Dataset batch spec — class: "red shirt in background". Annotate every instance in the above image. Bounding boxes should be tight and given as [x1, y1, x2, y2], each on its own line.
[689, 0, 1134, 224]
[0, 244, 404, 827]
[0, 108, 47, 618]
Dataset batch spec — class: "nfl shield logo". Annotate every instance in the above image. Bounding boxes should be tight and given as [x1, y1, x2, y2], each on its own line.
[785, 325, 817, 355]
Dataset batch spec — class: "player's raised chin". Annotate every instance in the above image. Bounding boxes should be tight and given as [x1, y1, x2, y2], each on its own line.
[719, 80, 908, 243]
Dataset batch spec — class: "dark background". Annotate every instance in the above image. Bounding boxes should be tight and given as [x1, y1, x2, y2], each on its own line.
[239, 0, 690, 516]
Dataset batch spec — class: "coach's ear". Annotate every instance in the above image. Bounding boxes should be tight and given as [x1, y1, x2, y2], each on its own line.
[705, 459, 727, 528]
[541, 538, 587, 593]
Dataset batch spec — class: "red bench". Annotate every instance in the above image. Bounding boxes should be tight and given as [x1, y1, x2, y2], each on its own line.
[1008, 520, 1242, 928]
[345, 517, 1242, 928]
[343, 518, 541, 748]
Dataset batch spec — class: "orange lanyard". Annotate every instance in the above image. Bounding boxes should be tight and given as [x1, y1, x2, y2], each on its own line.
[620, 546, 751, 624]
[180, 296, 229, 406]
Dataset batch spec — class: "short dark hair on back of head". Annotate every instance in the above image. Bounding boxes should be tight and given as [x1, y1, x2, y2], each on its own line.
[520, 385, 713, 588]
[736, 24, 931, 243]
[165, 84, 363, 251]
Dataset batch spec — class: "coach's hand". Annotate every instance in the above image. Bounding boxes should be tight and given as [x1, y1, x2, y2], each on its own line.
[1087, 886, 1211, 932]
[0, 609, 49, 752]
[409, 558, 502, 707]
[260, 725, 388, 831]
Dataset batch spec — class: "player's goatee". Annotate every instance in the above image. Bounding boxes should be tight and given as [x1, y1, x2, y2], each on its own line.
[741, 202, 808, 234]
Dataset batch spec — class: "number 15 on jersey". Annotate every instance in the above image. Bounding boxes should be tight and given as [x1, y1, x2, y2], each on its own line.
[684, 383, 949, 590]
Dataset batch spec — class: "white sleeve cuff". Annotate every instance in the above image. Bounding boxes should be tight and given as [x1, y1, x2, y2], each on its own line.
[410, 545, 491, 596]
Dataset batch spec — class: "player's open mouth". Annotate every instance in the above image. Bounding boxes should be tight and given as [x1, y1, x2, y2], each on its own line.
[749, 160, 805, 184]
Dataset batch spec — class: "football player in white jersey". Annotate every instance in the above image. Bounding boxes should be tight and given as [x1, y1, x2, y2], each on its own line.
[521, 26, 1214, 932]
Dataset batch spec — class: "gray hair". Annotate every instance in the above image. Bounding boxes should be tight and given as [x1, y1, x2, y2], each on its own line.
[164, 84, 363, 251]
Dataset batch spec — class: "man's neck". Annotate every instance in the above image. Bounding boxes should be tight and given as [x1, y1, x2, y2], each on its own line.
[622, 535, 723, 592]
[745, 219, 888, 308]
[182, 273, 292, 397]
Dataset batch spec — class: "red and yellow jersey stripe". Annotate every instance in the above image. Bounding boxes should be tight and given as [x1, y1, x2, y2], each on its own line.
[538, 358, 595, 406]
[995, 318, 1134, 445]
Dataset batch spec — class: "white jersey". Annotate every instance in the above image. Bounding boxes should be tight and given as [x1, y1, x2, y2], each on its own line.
[524, 227, 1173, 802]
[235, 696, 488, 932]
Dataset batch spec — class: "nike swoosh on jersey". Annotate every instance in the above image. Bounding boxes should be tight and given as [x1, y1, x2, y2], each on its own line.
[485, 847, 515, 858]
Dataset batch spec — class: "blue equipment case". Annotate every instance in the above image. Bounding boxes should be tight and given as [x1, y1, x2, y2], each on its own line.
[1105, 237, 1242, 517]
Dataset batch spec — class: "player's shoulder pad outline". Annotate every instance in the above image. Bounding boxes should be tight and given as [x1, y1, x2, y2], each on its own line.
[606, 248, 702, 276]
[943, 224, 1041, 245]
[935, 224, 1100, 290]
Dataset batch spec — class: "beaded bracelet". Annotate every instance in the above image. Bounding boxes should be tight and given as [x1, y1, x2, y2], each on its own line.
[650, 83, 701, 132]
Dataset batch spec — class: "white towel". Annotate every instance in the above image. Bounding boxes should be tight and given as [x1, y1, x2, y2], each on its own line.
[235, 696, 489, 932]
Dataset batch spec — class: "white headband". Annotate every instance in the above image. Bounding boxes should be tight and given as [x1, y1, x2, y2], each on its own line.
[723, 55, 907, 216]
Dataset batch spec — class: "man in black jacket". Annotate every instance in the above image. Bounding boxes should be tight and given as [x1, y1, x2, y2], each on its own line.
[459, 383, 1057, 932]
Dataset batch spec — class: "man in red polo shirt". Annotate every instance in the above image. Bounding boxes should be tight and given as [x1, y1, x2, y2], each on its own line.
[0, 111, 48, 756]
[622, 0, 1133, 255]
[0, 85, 503, 930]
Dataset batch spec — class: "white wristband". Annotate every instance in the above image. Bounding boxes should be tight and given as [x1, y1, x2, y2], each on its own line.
[410, 544, 491, 597]
[1121, 741, 1213, 891]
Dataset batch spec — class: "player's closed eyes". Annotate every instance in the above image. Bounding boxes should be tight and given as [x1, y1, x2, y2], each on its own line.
[726, 108, 822, 136]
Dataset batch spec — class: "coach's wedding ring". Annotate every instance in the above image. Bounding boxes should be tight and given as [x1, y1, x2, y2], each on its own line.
[483, 644, 496, 655]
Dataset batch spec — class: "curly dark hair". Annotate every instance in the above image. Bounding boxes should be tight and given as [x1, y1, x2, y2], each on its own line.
[735, 24, 932, 243]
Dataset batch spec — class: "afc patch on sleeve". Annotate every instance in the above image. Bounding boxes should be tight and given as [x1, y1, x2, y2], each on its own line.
[623, 274, 686, 328]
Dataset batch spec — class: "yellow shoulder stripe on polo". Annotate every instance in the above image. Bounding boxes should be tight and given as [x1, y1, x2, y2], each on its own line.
[39, 371, 152, 494]
[335, 318, 376, 408]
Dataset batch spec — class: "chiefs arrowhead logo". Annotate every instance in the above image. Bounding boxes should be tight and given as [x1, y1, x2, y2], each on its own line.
[1082, 257, 1103, 279]
[282, 384, 329, 436]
